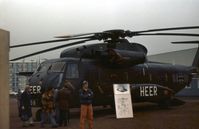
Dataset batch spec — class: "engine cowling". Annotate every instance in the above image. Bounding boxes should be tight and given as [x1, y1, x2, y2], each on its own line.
[106, 48, 146, 66]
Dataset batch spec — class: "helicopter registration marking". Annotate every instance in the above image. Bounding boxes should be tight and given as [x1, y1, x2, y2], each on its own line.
[30, 86, 41, 94]
[140, 86, 157, 97]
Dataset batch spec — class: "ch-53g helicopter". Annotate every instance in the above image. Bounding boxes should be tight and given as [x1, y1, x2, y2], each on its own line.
[10, 26, 199, 119]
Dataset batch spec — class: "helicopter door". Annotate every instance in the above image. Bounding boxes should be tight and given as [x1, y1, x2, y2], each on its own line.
[90, 68, 115, 105]
[64, 62, 80, 92]
[88, 68, 102, 94]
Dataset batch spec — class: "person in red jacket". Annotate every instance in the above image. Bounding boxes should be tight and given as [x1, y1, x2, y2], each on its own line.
[79, 80, 94, 129]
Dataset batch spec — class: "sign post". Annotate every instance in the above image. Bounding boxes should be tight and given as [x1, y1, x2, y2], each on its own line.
[113, 84, 133, 119]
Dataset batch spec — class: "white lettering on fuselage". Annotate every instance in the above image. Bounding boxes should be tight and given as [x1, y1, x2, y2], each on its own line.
[29, 86, 41, 94]
[140, 86, 157, 96]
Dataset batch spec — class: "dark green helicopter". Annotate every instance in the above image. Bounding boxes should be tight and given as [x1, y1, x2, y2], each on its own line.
[10, 26, 199, 119]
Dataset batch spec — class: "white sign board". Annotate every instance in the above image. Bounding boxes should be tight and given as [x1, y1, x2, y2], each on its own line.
[113, 84, 133, 119]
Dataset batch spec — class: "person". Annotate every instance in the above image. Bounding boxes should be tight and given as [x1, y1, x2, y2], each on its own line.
[17, 89, 22, 117]
[53, 87, 60, 124]
[40, 86, 58, 128]
[20, 86, 34, 127]
[64, 80, 75, 93]
[57, 80, 72, 126]
[37, 79, 43, 106]
[63, 80, 75, 123]
[79, 80, 94, 129]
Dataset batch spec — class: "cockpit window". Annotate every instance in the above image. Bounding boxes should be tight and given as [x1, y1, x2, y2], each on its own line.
[48, 62, 66, 72]
[37, 62, 51, 72]
[65, 63, 79, 78]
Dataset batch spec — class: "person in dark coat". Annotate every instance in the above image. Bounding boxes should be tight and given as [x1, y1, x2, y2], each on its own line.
[17, 89, 22, 117]
[20, 85, 34, 127]
[57, 80, 72, 126]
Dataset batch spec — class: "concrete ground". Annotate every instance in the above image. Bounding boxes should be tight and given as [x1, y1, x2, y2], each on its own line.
[10, 97, 199, 129]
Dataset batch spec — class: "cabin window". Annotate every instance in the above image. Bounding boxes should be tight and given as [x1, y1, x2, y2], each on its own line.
[48, 62, 65, 72]
[149, 73, 152, 82]
[173, 73, 185, 84]
[65, 63, 79, 78]
[142, 68, 145, 76]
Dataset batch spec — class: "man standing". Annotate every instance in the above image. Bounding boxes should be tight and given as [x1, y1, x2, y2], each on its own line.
[20, 86, 34, 127]
[57, 81, 72, 126]
[40, 87, 57, 128]
[79, 81, 94, 129]
[17, 89, 22, 117]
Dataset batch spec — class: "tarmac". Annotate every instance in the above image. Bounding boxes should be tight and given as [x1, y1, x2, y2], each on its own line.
[10, 97, 199, 129]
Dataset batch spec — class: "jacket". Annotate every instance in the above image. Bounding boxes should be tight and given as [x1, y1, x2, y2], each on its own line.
[57, 87, 71, 110]
[20, 91, 31, 109]
[79, 89, 93, 104]
[41, 89, 54, 112]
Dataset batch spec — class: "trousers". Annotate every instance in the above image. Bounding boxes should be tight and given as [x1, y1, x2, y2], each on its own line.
[59, 109, 69, 126]
[40, 111, 57, 127]
[80, 104, 93, 129]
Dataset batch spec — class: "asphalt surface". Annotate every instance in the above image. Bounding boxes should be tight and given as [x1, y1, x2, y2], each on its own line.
[10, 97, 199, 129]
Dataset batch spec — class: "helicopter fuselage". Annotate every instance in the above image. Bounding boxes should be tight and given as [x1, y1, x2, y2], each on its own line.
[28, 57, 193, 107]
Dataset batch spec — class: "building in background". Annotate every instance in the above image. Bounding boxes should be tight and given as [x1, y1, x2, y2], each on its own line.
[148, 47, 199, 96]
[9, 61, 38, 92]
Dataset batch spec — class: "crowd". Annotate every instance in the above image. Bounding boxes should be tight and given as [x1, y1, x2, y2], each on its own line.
[18, 80, 94, 129]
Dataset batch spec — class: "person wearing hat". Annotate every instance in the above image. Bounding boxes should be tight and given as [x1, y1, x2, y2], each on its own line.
[79, 81, 94, 129]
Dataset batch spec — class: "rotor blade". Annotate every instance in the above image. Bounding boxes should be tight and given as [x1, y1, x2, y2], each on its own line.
[10, 36, 94, 48]
[135, 26, 199, 33]
[55, 32, 99, 38]
[172, 40, 199, 44]
[10, 39, 93, 61]
[135, 33, 199, 37]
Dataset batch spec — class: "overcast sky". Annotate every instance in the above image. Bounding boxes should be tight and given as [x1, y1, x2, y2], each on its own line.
[1, 0, 199, 61]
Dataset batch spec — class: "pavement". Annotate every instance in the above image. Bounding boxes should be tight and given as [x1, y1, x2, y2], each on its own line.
[10, 97, 199, 129]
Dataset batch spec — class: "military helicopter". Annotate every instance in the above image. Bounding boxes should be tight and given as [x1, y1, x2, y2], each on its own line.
[10, 26, 199, 119]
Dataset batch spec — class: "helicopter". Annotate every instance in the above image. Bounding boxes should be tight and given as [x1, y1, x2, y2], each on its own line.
[10, 26, 199, 120]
